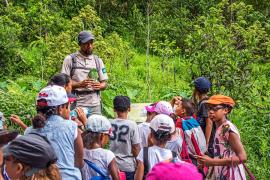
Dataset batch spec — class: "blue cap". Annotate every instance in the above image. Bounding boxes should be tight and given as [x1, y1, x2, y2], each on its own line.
[78, 31, 95, 44]
[194, 77, 211, 93]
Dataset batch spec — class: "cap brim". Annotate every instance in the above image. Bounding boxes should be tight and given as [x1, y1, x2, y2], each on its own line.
[0, 130, 19, 145]
[3, 144, 12, 157]
[67, 93, 77, 103]
[81, 37, 95, 43]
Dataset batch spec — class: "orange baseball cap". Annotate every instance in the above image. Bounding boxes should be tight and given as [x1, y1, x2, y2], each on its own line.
[207, 95, 235, 107]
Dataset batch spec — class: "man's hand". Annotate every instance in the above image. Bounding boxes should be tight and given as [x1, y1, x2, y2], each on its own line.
[79, 79, 92, 88]
[72, 79, 92, 89]
[91, 81, 101, 90]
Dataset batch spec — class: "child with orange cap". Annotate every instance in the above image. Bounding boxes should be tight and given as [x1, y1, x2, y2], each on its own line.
[196, 95, 249, 180]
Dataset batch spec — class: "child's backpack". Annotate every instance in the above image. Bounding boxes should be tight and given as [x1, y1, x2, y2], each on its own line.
[84, 159, 110, 180]
[180, 116, 207, 156]
[176, 116, 208, 176]
[196, 99, 208, 130]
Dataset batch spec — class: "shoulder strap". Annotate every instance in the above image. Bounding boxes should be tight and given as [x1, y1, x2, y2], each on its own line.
[70, 53, 77, 78]
[170, 151, 178, 163]
[171, 151, 177, 158]
[93, 55, 101, 72]
[143, 147, 149, 177]
[179, 128, 192, 163]
[84, 159, 110, 179]
[93, 55, 101, 96]
[198, 99, 208, 112]
[240, 160, 256, 180]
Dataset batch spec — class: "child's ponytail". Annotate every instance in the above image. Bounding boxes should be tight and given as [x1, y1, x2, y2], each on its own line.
[33, 100, 59, 128]
[45, 163, 61, 180]
[19, 163, 61, 180]
[32, 113, 47, 128]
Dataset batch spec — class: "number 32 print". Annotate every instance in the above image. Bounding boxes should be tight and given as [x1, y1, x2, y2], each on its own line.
[110, 124, 129, 143]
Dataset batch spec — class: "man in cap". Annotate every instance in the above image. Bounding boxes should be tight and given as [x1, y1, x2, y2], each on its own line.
[62, 31, 108, 115]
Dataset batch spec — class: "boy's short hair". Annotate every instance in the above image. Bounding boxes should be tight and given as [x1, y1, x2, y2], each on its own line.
[113, 96, 131, 112]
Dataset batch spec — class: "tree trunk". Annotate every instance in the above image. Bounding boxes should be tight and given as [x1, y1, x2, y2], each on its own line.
[4, 0, 9, 6]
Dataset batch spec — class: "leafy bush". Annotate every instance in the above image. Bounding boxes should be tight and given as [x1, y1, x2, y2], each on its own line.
[0, 76, 46, 132]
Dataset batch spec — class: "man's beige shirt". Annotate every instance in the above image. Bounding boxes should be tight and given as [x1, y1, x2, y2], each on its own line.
[61, 52, 108, 107]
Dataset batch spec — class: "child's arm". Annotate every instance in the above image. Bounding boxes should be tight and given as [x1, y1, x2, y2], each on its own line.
[196, 132, 247, 166]
[134, 160, 144, 180]
[108, 158, 120, 180]
[205, 117, 213, 147]
[75, 108, 87, 127]
[228, 131, 247, 163]
[74, 129, 84, 168]
[132, 144, 141, 157]
[10, 114, 28, 130]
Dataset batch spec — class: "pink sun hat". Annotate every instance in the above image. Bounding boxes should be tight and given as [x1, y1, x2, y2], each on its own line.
[146, 161, 203, 180]
[145, 101, 173, 116]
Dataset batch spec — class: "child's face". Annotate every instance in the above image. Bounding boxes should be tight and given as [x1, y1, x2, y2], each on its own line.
[207, 105, 228, 122]
[4, 155, 23, 179]
[101, 134, 110, 147]
[174, 101, 185, 117]
[59, 103, 71, 120]
[146, 112, 155, 121]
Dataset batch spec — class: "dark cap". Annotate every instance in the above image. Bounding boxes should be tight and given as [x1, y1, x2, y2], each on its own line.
[194, 77, 211, 93]
[113, 96, 131, 112]
[78, 31, 95, 44]
[0, 130, 19, 146]
[3, 133, 57, 169]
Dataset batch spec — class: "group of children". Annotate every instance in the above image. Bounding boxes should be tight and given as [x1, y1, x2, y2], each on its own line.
[0, 75, 251, 180]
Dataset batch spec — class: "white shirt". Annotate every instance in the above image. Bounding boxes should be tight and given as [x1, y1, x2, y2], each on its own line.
[138, 122, 151, 148]
[81, 148, 115, 180]
[166, 128, 183, 156]
[137, 146, 173, 170]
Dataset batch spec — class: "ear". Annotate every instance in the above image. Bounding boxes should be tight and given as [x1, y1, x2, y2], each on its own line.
[16, 162, 24, 174]
[182, 108, 187, 115]
[224, 107, 229, 115]
[128, 107, 131, 112]
[57, 106, 63, 115]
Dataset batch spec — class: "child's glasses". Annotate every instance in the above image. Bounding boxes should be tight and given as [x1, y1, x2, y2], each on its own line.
[207, 105, 224, 111]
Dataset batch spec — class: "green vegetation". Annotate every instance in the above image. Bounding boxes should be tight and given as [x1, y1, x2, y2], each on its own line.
[0, 0, 269, 178]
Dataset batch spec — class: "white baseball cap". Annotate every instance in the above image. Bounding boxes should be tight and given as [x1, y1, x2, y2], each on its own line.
[150, 114, 175, 133]
[85, 115, 112, 135]
[36, 85, 75, 107]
